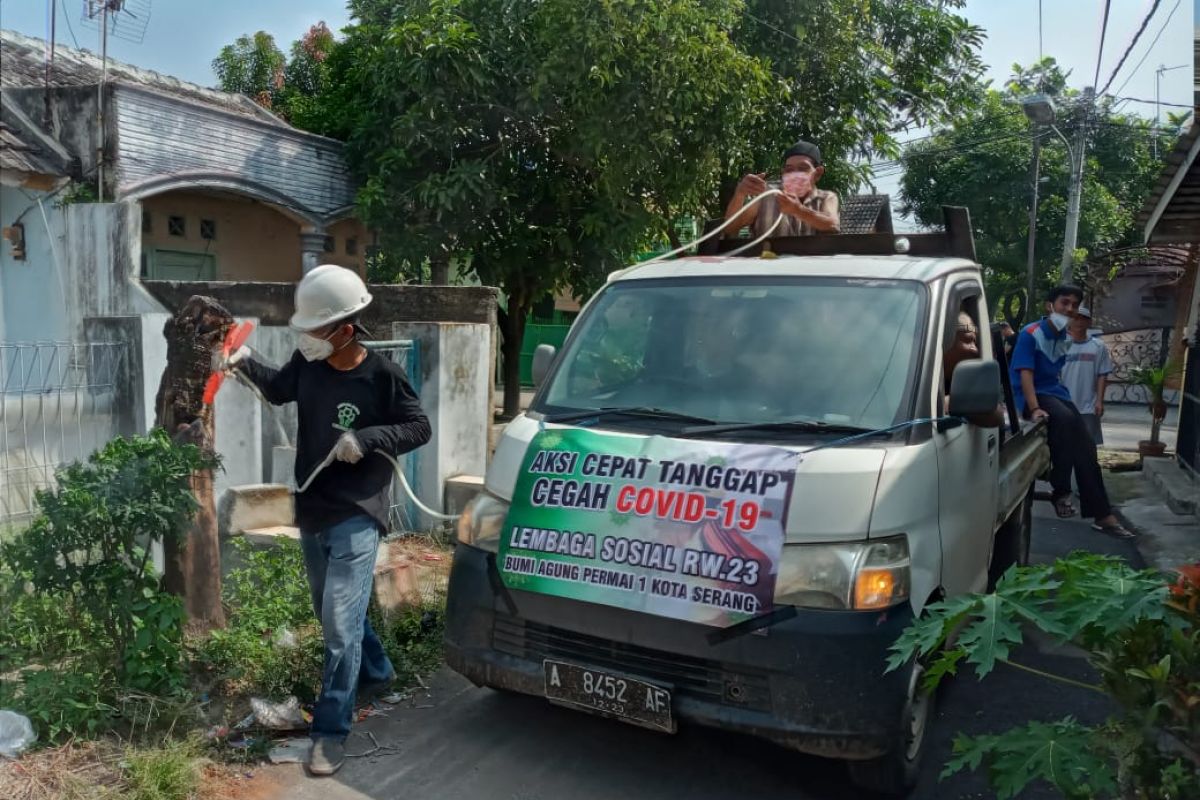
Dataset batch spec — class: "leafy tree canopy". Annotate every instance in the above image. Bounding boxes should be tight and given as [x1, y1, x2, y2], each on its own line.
[899, 58, 1180, 311]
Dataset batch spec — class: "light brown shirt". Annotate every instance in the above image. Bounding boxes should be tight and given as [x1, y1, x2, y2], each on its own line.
[751, 188, 841, 237]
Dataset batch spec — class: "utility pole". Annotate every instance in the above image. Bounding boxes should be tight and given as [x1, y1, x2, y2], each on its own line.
[1025, 133, 1042, 308]
[1059, 86, 1092, 285]
[1155, 64, 1189, 158]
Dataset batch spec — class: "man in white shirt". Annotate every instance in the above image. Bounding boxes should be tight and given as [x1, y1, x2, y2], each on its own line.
[1060, 306, 1113, 445]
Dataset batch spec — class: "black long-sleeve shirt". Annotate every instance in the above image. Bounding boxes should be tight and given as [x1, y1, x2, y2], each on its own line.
[239, 349, 432, 533]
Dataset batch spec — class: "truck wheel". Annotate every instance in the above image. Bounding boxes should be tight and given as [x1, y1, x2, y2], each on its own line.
[847, 662, 933, 796]
[988, 487, 1033, 591]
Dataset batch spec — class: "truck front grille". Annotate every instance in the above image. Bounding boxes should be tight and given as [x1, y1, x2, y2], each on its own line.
[492, 613, 771, 711]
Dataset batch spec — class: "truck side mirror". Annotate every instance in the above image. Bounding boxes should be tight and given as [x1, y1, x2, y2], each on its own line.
[532, 344, 557, 387]
[948, 359, 1002, 417]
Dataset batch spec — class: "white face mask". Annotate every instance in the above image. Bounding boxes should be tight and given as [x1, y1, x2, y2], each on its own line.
[298, 331, 335, 362]
[1049, 312, 1071, 331]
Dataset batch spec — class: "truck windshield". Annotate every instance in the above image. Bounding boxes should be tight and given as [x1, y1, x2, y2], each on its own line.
[537, 277, 926, 433]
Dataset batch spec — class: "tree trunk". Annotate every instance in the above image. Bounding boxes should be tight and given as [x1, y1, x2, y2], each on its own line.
[153, 295, 233, 632]
[430, 252, 451, 285]
[500, 297, 529, 419]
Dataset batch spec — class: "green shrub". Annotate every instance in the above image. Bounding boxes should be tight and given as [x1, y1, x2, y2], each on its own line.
[192, 538, 324, 700]
[371, 597, 446, 685]
[0, 430, 217, 742]
[889, 553, 1200, 798]
[122, 738, 203, 800]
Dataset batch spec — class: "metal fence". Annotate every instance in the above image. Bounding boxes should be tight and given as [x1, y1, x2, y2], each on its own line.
[0, 341, 128, 526]
[363, 339, 423, 534]
[1103, 327, 1175, 404]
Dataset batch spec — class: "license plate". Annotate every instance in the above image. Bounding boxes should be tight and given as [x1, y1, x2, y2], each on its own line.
[543, 659, 675, 733]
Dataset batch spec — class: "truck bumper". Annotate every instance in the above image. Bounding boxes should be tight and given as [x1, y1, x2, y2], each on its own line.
[444, 543, 914, 760]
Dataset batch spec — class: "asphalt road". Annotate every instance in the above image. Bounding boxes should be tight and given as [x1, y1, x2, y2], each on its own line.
[265, 507, 1142, 800]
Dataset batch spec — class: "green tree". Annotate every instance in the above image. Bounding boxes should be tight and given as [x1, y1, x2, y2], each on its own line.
[335, 0, 774, 415]
[728, 0, 985, 196]
[211, 31, 287, 109]
[324, 0, 986, 416]
[899, 59, 1177, 313]
[279, 22, 339, 131]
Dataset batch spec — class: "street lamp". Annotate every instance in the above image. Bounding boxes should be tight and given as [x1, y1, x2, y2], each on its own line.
[1021, 88, 1092, 285]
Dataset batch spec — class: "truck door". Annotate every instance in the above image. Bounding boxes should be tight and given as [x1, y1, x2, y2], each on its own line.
[935, 281, 999, 596]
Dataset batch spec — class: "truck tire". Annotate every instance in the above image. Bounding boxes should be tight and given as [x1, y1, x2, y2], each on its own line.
[988, 487, 1033, 591]
[847, 661, 933, 796]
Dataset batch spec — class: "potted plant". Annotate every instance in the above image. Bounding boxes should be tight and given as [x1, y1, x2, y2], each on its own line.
[1128, 359, 1182, 457]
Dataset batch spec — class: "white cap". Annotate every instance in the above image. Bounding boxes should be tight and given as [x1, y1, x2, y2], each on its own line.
[289, 264, 373, 332]
[1077, 305, 1092, 319]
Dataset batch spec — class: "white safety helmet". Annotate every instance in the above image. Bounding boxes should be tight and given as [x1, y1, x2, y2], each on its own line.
[289, 264, 373, 332]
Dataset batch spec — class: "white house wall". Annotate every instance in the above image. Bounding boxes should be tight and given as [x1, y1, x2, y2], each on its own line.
[0, 184, 71, 343]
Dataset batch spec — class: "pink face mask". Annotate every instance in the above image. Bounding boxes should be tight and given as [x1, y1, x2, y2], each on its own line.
[782, 171, 812, 197]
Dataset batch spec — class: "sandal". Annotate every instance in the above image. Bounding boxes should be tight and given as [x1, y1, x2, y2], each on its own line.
[1053, 494, 1077, 519]
[1093, 522, 1136, 540]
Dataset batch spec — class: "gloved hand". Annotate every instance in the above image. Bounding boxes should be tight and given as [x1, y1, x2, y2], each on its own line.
[333, 431, 364, 464]
[211, 345, 251, 374]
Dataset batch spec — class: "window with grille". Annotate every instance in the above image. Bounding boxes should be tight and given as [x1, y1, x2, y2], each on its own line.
[200, 219, 217, 240]
[324, 236, 335, 253]
[168, 215, 186, 237]
[142, 211, 152, 233]
[346, 237, 358, 256]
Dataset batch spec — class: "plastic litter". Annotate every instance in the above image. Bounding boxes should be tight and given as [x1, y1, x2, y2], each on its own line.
[379, 691, 408, 705]
[0, 709, 35, 758]
[268, 737, 312, 764]
[250, 696, 307, 730]
[273, 627, 297, 649]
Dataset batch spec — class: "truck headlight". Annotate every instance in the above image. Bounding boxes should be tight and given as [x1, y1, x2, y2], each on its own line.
[456, 492, 509, 552]
[774, 535, 910, 611]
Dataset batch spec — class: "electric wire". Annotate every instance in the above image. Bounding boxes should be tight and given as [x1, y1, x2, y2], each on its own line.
[1093, 0, 1113, 88]
[1111, 0, 1182, 97]
[1098, 0, 1165, 96]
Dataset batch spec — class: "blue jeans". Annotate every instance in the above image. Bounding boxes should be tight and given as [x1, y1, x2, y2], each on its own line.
[300, 515, 395, 740]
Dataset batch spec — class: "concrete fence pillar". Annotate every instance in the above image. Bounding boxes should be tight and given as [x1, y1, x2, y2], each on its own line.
[391, 321, 491, 524]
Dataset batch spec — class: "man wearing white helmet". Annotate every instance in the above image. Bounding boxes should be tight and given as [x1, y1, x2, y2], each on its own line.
[222, 264, 431, 775]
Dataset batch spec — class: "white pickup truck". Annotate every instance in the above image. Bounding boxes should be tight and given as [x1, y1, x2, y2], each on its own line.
[445, 210, 1049, 795]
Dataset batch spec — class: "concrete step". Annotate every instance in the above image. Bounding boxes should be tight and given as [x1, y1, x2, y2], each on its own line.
[1143, 457, 1199, 519]
[218, 483, 295, 537]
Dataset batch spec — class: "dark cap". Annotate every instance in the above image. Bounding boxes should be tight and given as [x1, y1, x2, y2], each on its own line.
[783, 140, 822, 166]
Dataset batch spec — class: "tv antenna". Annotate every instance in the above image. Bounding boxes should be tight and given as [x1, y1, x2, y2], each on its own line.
[80, 0, 152, 45]
[79, 1, 152, 202]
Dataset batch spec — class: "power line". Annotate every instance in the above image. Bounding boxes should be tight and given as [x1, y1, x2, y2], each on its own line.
[60, 0, 80, 49]
[1112, 0, 1182, 96]
[1098, 0, 1164, 96]
[1110, 95, 1194, 109]
[1093, 0, 1113, 88]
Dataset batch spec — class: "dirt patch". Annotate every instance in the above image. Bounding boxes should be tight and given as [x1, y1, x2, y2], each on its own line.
[200, 763, 284, 800]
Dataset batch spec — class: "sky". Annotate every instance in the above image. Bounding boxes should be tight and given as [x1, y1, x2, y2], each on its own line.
[0, 0, 1195, 226]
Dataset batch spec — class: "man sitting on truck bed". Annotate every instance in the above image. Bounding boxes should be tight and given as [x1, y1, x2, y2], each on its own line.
[723, 140, 841, 238]
[1010, 285, 1133, 539]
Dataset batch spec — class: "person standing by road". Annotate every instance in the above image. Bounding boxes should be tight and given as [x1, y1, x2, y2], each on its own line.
[1060, 305, 1113, 446]
[215, 264, 432, 776]
[1010, 285, 1131, 539]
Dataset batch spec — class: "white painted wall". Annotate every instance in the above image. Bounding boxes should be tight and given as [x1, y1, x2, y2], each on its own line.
[0, 185, 71, 343]
[392, 322, 491, 522]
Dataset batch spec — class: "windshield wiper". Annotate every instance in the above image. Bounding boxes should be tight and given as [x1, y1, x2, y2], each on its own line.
[541, 406, 716, 425]
[680, 417, 878, 436]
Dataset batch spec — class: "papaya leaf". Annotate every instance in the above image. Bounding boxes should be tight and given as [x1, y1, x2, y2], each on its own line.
[944, 719, 1114, 800]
